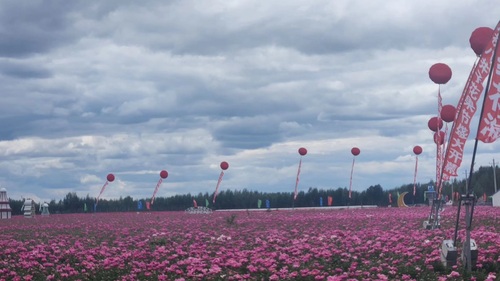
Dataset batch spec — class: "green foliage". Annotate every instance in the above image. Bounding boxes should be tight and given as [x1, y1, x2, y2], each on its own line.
[149, 237, 167, 250]
[8, 166, 499, 215]
[225, 214, 237, 226]
[387, 165, 500, 205]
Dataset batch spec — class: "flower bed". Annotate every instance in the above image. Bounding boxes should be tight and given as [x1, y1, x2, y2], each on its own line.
[0, 206, 499, 280]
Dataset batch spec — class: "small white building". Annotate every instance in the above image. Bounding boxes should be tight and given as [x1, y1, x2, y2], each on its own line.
[22, 199, 36, 218]
[0, 188, 12, 219]
[493, 191, 500, 207]
[41, 202, 50, 216]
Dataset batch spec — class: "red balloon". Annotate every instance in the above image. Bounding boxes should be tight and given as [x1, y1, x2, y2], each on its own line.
[220, 161, 229, 170]
[107, 173, 115, 182]
[434, 131, 445, 145]
[429, 63, 452, 84]
[440, 104, 456, 123]
[427, 116, 444, 132]
[470, 27, 494, 56]
[160, 170, 168, 179]
[351, 147, 360, 156]
[413, 145, 423, 155]
[298, 147, 307, 156]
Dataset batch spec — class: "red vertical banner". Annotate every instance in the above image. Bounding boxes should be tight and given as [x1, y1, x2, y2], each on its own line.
[413, 156, 419, 196]
[478, 40, 500, 142]
[437, 88, 444, 194]
[96, 181, 109, 206]
[429, 62, 451, 197]
[294, 158, 302, 200]
[349, 147, 360, 199]
[95, 173, 115, 207]
[213, 171, 225, 203]
[413, 146, 423, 196]
[151, 170, 168, 205]
[151, 178, 163, 205]
[442, 22, 500, 180]
[213, 161, 229, 204]
[327, 196, 333, 206]
[294, 148, 307, 200]
[349, 158, 355, 199]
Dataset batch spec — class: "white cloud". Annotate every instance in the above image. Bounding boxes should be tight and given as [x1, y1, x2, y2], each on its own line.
[0, 1, 498, 203]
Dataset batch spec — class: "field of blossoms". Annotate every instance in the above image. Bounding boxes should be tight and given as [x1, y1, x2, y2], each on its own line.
[1, 206, 499, 281]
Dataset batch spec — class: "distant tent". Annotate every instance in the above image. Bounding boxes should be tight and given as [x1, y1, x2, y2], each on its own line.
[493, 191, 500, 207]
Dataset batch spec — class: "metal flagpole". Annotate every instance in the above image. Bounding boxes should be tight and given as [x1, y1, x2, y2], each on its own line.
[462, 25, 500, 272]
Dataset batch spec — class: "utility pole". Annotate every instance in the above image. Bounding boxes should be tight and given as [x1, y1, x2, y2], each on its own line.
[451, 181, 454, 202]
[493, 159, 498, 193]
[464, 169, 468, 193]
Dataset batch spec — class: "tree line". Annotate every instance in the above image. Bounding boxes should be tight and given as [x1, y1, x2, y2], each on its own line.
[7, 165, 499, 215]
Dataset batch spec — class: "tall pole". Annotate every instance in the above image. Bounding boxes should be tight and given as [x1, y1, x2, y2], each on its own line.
[493, 158, 498, 193]
[464, 196, 473, 272]
[451, 181, 454, 202]
[464, 169, 468, 194]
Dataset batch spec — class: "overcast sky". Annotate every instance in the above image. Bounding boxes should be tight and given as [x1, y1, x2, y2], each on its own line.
[0, 1, 499, 203]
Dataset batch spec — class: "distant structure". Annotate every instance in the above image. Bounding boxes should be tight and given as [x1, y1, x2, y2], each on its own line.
[185, 206, 212, 214]
[0, 188, 12, 219]
[41, 202, 50, 216]
[22, 199, 36, 218]
[493, 191, 500, 207]
[425, 185, 436, 205]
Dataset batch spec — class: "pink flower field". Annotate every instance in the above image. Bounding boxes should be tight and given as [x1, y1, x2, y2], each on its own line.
[0, 207, 499, 280]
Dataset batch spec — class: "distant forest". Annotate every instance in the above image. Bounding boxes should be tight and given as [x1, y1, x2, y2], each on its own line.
[7, 166, 499, 215]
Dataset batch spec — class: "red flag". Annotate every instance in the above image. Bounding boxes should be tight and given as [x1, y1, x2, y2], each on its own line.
[478, 39, 500, 142]
[442, 22, 500, 181]
[327, 196, 333, 206]
[95, 181, 109, 206]
[413, 155, 419, 196]
[213, 171, 224, 203]
[436, 89, 443, 194]
[349, 157, 356, 199]
[146, 201, 151, 210]
[151, 178, 163, 205]
[193, 199, 198, 208]
[294, 158, 302, 200]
